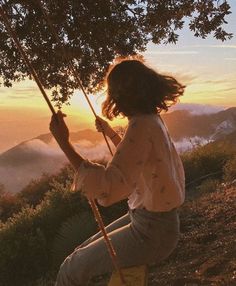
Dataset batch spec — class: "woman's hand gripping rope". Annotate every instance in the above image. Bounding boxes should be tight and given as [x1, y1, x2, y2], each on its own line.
[50, 110, 69, 148]
[95, 116, 121, 146]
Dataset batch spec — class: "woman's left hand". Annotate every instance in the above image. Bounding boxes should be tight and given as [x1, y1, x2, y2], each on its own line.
[49, 110, 69, 147]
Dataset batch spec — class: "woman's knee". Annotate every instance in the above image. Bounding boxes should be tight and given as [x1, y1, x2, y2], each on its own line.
[56, 255, 76, 286]
[56, 249, 90, 286]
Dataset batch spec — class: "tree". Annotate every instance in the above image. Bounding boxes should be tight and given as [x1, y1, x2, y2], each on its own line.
[0, 0, 233, 106]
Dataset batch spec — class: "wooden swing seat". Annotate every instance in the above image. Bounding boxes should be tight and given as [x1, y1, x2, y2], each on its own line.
[108, 265, 148, 286]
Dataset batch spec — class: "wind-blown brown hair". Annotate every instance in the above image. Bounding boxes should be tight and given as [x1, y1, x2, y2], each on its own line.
[102, 59, 185, 120]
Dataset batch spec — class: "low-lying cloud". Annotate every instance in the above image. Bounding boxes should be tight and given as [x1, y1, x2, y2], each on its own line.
[169, 103, 224, 115]
[0, 138, 113, 193]
[0, 134, 208, 194]
[74, 140, 113, 162]
[0, 139, 67, 193]
[173, 136, 212, 153]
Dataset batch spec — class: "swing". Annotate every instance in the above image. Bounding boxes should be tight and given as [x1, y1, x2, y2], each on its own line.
[0, 3, 148, 285]
[109, 265, 148, 286]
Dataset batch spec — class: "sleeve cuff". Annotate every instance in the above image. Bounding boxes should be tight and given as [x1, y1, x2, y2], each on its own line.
[71, 160, 91, 192]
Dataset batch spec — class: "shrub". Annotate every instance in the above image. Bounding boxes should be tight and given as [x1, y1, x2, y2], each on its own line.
[17, 165, 74, 208]
[223, 155, 236, 182]
[0, 192, 23, 222]
[16, 173, 54, 207]
[182, 143, 235, 187]
[99, 199, 128, 225]
[52, 212, 97, 267]
[0, 165, 74, 223]
[29, 272, 56, 286]
[197, 179, 220, 194]
[0, 181, 85, 286]
[0, 207, 49, 286]
[0, 176, 127, 286]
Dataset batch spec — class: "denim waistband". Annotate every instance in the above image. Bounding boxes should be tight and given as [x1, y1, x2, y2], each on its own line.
[129, 207, 178, 217]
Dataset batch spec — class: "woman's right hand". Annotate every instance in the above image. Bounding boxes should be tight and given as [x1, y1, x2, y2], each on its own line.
[95, 116, 114, 137]
[50, 110, 70, 147]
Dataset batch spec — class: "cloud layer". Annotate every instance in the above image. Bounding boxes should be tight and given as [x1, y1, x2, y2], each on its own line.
[169, 103, 225, 115]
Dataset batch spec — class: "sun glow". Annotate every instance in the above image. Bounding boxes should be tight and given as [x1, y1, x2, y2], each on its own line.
[1, 0, 235, 152]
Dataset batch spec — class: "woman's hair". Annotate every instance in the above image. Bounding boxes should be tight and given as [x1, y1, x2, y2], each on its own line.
[102, 59, 185, 120]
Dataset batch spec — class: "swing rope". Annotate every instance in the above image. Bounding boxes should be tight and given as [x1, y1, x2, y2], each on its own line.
[33, 2, 124, 282]
[0, 3, 125, 284]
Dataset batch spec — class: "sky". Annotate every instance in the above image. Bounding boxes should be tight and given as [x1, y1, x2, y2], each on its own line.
[0, 0, 236, 152]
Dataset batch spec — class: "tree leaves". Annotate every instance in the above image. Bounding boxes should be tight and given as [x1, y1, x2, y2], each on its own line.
[0, 0, 233, 106]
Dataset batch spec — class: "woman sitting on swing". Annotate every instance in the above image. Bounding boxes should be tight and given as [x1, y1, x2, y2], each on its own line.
[50, 59, 185, 286]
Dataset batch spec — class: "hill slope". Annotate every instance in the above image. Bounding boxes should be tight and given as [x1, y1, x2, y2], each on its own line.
[147, 185, 236, 285]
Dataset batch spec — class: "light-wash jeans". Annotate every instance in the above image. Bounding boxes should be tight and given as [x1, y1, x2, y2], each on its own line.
[55, 208, 179, 286]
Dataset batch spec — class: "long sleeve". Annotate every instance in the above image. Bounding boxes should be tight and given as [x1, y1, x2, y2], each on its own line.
[73, 116, 152, 206]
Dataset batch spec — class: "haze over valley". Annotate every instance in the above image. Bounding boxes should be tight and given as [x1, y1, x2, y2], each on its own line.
[1, 106, 235, 193]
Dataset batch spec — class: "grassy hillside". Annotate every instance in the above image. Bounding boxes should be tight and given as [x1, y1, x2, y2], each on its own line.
[147, 185, 236, 286]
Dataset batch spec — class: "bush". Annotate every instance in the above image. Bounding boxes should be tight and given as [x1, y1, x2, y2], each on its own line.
[197, 179, 220, 194]
[0, 192, 23, 222]
[31, 274, 55, 286]
[223, 155, 236, 182]
[0, 207, 49, 286]
[182, 143, 235, 187]
[52, 212, 97, 267]
[17, 165, 74, 208]
[0, 165, 74, 223]
[0, 176, 127, 286]
[16, 173, 54, 207]
[0, 181, 85, 286]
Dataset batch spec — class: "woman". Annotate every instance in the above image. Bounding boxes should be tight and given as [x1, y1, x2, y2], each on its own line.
[50, 59, 185, 286]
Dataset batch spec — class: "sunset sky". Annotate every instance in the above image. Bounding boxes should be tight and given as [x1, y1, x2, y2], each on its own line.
[0, 0, 235, 152]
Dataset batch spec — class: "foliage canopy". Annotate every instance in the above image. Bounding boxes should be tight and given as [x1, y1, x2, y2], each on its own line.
[0, 0, 233, 105]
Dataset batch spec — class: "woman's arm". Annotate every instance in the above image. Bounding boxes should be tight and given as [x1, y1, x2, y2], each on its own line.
[107, 130, 122, 147]
[58, 141, 84, 171]
[49, 111, 84, 170]
[50, 112, 151, 207]
[74, 116, 152, 206]
[95, 116, 121, 147]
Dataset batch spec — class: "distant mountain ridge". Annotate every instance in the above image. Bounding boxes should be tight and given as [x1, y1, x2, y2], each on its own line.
[162, 107, 236, 141]
[36, 129, 105, 144]
[0, 107, 235, 193]
[33, 107, 236, 144]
